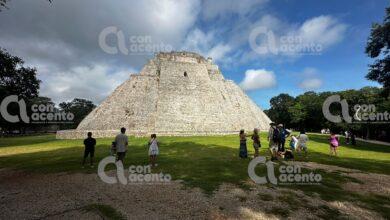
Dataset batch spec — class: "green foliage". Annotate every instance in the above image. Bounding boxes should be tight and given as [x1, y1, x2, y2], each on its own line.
[59, 98, 96, 129]
[365, 7, 390, 96]
[0, 48, 41, 133]
[266, 87, 390, 140]
[266, 93, 295, 127]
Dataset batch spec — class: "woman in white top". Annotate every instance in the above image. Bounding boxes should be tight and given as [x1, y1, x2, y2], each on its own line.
[148, 134, 159, 167]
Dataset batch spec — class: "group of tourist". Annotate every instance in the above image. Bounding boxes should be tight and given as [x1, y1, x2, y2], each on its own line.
[81, 123, 346, 168]
[239, 122, 351, 160]
[82, 127, 159, 168]
[239, 123, 309, 161]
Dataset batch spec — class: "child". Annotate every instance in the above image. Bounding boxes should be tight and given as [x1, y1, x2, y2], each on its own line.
[329, 132, 339, 156]
[289, 135, 298, 151]
[251, 128, 261, 157]
[110, 141, 117, 156]
[148, 134, 159, 166]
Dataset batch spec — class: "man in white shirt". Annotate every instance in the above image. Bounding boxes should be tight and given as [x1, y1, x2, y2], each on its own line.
[115, 127, 128, 163]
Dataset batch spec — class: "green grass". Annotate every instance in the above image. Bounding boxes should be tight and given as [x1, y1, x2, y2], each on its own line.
[0, 133, 389, 217]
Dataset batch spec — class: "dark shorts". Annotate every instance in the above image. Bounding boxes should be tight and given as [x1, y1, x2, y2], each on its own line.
[117, 152, 126, 161]
[84, 147, 95, 158]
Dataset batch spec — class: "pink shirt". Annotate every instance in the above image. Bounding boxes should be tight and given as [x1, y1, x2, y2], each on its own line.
[330, 135, 339, 146]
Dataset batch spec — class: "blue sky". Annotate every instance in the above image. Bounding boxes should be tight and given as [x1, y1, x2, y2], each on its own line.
[0, 0, 388, 109]
[211, 0, 388, 109]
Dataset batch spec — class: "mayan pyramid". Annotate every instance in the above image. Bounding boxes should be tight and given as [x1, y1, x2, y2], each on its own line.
[57, 51, 271, 139]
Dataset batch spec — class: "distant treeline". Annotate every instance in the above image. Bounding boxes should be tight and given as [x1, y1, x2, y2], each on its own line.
[264, 87, 390, 141]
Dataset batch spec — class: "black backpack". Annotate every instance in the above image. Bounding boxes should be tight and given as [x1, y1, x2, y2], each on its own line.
[272, 127, 280, 142]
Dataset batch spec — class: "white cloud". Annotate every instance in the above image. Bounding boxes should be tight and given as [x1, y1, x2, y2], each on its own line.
[181, 28, 231, 62]
[39, 64, 135, 104]
[239, 69, 276, 91]
[0, 0, 201, 104]
[297, 67, 323, 90]
[296, 15, 347, 48]
[245, 14, 347, 60]
[299, 78, 323, 90]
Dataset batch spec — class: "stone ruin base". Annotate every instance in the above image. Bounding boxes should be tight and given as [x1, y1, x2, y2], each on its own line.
[56, 129, 252, 139]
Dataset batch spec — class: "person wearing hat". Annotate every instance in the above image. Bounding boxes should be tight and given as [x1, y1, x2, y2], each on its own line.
[268, 122, 278, 160]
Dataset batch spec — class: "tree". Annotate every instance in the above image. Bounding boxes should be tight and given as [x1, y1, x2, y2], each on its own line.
[366, 7, 390, 97]
[290, 92, 324, 131]
[0, 48, 40, 99]
[0, 48, 41, 133]
[266, 94, 295, 128]
[59, 98, 96, 129]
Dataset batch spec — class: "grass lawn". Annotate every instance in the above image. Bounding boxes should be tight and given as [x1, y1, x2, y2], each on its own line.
[0, 133, 389, 218]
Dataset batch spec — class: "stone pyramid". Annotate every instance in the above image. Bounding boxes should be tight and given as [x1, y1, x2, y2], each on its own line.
[57, 51, 271, 139]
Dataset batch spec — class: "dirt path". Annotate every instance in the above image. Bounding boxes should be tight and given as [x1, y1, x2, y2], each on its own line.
[0, 167, 387, 219]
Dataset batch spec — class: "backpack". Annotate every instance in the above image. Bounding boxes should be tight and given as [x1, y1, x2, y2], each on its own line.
[272, 127, 280, 142]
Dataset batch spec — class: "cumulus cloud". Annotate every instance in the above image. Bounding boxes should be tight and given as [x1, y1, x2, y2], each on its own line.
[297, 67, 323, 90]
[298, 15, 347, 48]
[39, 64, 135, 104]
[0, 0, 347, 104]
[246, 14, 347, 60]
[299, 78, 323, 90]
[239, 69, 276, 91]
[181, 28, 231, 62]
[0, 0, 201, 104]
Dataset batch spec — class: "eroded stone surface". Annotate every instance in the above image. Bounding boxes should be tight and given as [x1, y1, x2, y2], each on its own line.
[57, 52, 271, 139]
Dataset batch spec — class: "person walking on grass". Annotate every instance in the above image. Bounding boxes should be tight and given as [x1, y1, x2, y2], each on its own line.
[268, 123, 278, 160]
[239, 129, 249, 158]
[277, 124, 290, 153]
[82, 132, 96, 168]
[115, 127, 128, 163]
[251, 128, 261, 157]
[148, 134, 159, 167]
[329, 132, 339, 156]
[297, 130, 309, 156]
